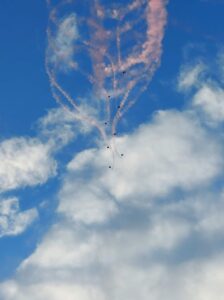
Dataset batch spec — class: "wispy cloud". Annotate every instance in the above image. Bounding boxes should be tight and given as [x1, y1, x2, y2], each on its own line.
[0, 106, 86, 195]
[178, 51, 224, 124]
[48, 13, 78, 71]
[0, 137, 57, 193]
[38, 107, 92, 148]
[193, 84, 224, 122]
[0, 197, 38, 237]
[0, 107, 83, 237]
[178, 63, 205, 91]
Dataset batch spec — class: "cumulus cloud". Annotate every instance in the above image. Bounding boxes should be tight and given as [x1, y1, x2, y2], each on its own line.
[64, 110, 222, 205]
[3, 43, 224, 300]
[0, 280, 104, 300]
[1, 108, 224, 299]
[58, 183, 118, 224]
[0, 137, 57, 193]
[0, 197, 38, 237]
[102, 111, 222, 201]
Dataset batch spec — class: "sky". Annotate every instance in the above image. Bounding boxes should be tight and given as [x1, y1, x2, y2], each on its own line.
[0, 0, 224, 299]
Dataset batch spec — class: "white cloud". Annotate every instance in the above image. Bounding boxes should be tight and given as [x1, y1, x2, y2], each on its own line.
[38, 107, 92, 149]
[193, 84, 224, 123]
[56, 109, 223, 226]
[1, 108, 224, 299]
[153, 255, 224, 300]
[20, 224, 100, 270]
[178, 52, 224, 124]
[58, 182, 118, 224]
[97, 110, 221, 202]
[0, 280, 104, 300]
[0, 106, 91, 193]
[2, 189, 224, 300]
[0, 137, 57, 193]
[0, 197, 38, 237]
[178, 63, 205, 91]
[38, 108, 76, 148]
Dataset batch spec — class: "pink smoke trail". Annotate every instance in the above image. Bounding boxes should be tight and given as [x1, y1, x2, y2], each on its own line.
[121, 0, 167, 70]
[112, 0, 168, 134]
[45, 0, 168, 166]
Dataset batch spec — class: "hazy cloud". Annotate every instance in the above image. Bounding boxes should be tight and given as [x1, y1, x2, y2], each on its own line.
[48, 13, 78, 70]
[193, 84, 224, 123]
[178, 52, 224, 124]
[0, 197, 38, 237]
[178, 63, 205, 91]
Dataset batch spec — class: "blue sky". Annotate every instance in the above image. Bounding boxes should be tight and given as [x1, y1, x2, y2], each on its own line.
[0, 0, 224, 299]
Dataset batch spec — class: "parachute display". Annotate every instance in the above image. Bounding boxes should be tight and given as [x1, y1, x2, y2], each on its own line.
[46, 0, 168, 147]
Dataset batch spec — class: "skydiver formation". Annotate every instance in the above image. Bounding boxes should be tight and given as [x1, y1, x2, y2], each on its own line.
[46, 0, 168, 169]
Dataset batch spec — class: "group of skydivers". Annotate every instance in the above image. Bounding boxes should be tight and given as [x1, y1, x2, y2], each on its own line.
[107, 71, 126, 168]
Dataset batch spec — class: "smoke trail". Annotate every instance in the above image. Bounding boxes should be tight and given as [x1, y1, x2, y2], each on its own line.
[45, 0, 168, 157]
